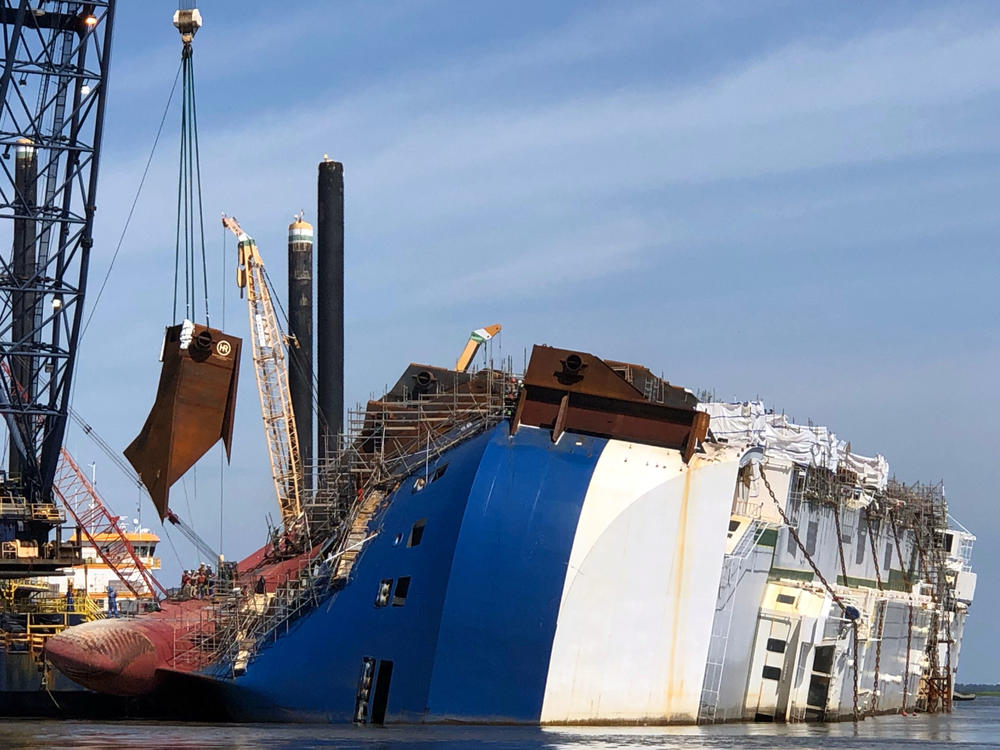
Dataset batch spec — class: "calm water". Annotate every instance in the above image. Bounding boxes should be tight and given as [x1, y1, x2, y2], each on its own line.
[1, 698, 998, 749]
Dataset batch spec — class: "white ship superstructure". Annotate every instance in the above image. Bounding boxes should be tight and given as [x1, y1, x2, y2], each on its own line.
[56, 525, 162, 616]
[698, 401, 975, 722]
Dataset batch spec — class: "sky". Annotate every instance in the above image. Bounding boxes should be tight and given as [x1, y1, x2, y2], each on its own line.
[41, 1, 1000, 681]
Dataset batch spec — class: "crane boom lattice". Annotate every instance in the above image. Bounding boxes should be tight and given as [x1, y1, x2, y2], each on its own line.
[222, 215, 302, 529]
[52, 448, 167, 600]
[0, 1, 115, 504]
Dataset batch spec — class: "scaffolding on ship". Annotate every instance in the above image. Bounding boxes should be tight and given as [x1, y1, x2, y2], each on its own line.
[780, 464, 956, 718]
[166, 366, 517, 678]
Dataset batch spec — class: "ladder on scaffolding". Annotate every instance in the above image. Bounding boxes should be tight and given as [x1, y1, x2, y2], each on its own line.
[52, 449, 167, 600]
[699, 518, 771, 723]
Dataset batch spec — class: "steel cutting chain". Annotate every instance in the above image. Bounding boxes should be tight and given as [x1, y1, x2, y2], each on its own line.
[889, 510, 915, 713]
[864, 509, 886, 715]
[760, 468, 848, 614]
[906, 511, 943, 712]
[831, 503, 861, 722]
[760, 468, 867, 721]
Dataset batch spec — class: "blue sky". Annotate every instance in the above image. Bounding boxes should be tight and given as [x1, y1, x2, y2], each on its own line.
[60, 1, 999, 681]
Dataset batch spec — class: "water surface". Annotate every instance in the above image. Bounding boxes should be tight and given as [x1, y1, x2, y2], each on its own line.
[1, 697, 997, 749]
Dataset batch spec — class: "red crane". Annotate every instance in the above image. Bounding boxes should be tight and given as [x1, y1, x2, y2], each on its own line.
[52, 448, 167, 601]
[1, 359, 165, 601]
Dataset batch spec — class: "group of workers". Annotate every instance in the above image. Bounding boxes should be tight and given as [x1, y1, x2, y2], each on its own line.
[269, 525, 306, 558]
[180, 563, 215, 599]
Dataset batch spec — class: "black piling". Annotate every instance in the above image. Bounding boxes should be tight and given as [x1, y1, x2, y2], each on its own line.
[287, 215, 314, 486]
[10, 138, 37, 477]
[316, 158, 344, 453]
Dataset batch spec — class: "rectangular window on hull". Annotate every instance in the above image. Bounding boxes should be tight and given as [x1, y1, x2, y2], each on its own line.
[855, 518, 867, 566]
[813, 645, 835, 675]
[762, 665, 782, 681]
[371, 660, 393, 726]
[884, 541, 894, 571]
[786, 527, 798, 557]
[806, 520, 818, 557]
[766, 638, 787, 654]
[840, 509, 856, 545]
[943, 532, 955, 554]
[807, 674, 830, 708]
[392, 576, 410, 606]
[408, 520, 426, 548]
[776, 593, 797, 606]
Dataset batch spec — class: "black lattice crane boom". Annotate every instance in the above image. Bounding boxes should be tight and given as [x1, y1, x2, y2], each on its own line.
[0, 1, 115, 506]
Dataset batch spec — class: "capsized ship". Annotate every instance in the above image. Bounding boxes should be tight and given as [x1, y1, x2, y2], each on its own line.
[45, 344, 976, 724]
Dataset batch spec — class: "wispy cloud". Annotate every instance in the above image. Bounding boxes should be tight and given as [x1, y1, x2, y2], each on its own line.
[68, 3, 1000, 645]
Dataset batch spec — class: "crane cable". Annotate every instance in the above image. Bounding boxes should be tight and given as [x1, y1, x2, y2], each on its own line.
[173, 13, 209, 326]
[80, 62, 181, 343]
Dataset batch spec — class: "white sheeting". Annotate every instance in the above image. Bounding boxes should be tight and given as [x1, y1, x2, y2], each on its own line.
[698, 401, 889, 491]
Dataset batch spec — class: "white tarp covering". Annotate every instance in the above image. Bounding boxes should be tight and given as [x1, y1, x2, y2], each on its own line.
[698, 401, 889, 491]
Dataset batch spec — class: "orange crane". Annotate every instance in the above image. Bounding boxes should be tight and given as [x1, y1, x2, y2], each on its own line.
[222, 215, 303, 530]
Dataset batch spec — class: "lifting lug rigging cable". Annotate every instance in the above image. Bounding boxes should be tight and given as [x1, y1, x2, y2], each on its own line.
[172, 6, 210, 326]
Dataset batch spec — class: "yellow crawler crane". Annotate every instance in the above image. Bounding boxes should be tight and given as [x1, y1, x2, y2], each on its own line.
[222, 215, 303, 530]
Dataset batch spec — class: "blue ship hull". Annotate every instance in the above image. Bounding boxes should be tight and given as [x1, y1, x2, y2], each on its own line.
[221, 423, 606, 722]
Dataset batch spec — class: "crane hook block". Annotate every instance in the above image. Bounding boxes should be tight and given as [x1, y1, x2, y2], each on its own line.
[124, 321, 241, 521]
[172, 9, 202, 45]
